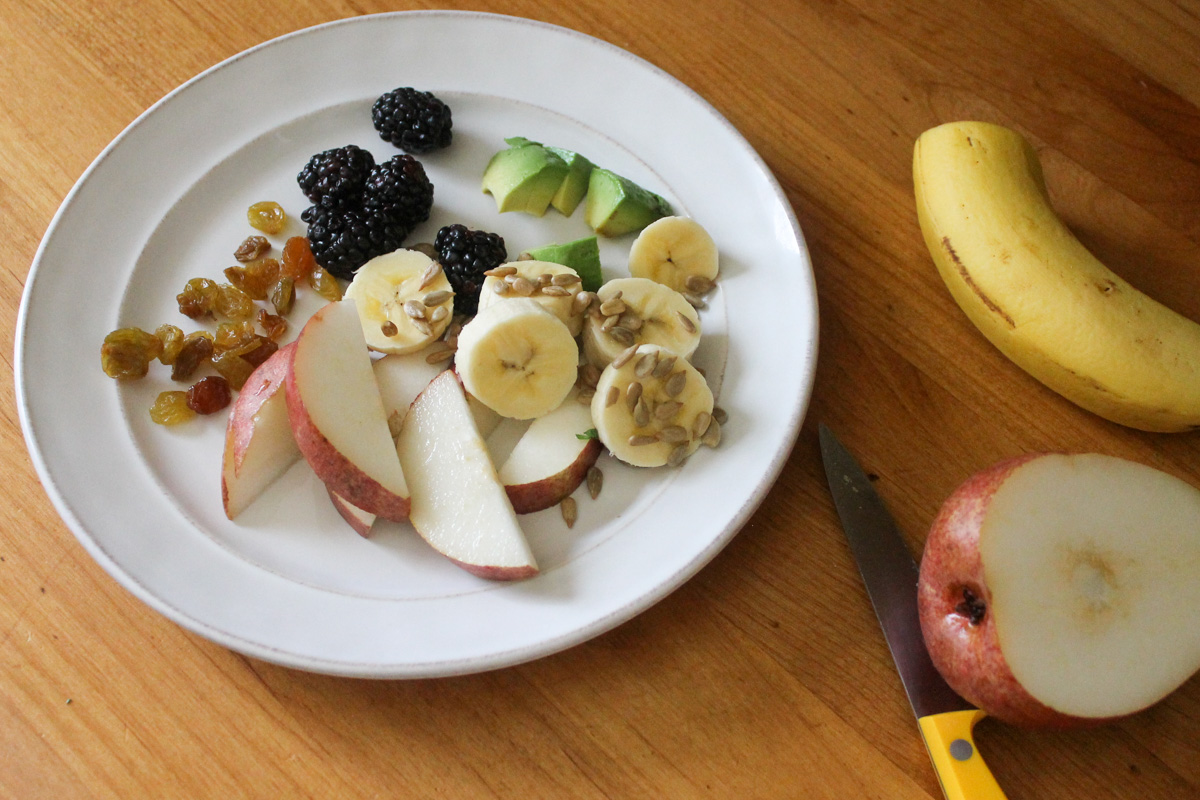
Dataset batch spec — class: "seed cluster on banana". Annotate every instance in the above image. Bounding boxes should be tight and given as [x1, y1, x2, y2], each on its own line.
[477, 260, 587, 336]
[590, 344, 715, 467]
[344, 249, 455, 355]
[582, 277, 702, 369]
[914, 121, 1200, 432]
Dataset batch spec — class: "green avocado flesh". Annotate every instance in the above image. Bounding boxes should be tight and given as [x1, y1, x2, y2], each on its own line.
[584, 168, 672, 237]
[544, 146, 594, 216]
[481, 142, 569, 216]
[524, 236, 603, 291]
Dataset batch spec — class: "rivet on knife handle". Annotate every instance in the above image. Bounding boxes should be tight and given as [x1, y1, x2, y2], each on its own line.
[918, 709, 1006, 800]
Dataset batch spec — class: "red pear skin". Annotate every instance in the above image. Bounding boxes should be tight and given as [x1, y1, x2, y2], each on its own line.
[505, 438, 602, 514]
[917, 453, 1112, 729]
[284, 328, 411, 522]
[326, 488, 375, 539]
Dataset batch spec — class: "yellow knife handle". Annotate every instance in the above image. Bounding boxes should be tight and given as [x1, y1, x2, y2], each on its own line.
[917, 709, 1007, 800]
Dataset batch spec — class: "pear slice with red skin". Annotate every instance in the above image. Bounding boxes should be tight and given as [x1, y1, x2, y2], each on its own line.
[918, 452, 1200, 728]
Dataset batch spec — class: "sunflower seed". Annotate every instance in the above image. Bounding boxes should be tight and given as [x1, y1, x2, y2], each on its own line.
[380, 320, 399, 337]
[404, 299, 428, 320]
[712, 406, 728, 425]
[634, 352, 657, 378]
[511, 277, 536, 296]
[612, 345, 639, 369]
[586, 466, 603, 499]
[418, 260, 443, 288]
[580, 364, 602, 388]
[485, 265, 518, 278]
[601, 313, 621, 332]
[677, 311, 697, 333]
[490, 280, 508, 294]
[618, 312, 643, 332]
[517, 252, 534, 261]
[425, 345, 455, 364]
[692, 410, 712, 439]
[633, 398, 651, 427]
[576, 387, 595, 404]
[537, 273, 553, 287]
[701, 418, 722, 447]
[412, 318, 433, 336]
[659, 425, 689, 443]
[685, 275, 716, 294]
[540, 284, 571, 297]
[429, 305, 450, 324]
[654, 400, 683, 420]
[572, 291, 596, 315]
[605, 386, 620, 407]
[628, 433, 658, 447]
[652, 354, 677, 378]
[625, 381, 643, 411]
[608, 326, 635, 346]
[664, 371, 687, 397]
[422, 289, 452, 307]
[561, 496, 578, 528]
[552, 273, 580, 287]
[667, 442, 690, 467]
[599, 297, 626, 316]
[683, 293, 707, 310]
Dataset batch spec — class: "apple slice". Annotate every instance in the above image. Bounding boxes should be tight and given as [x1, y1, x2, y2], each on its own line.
[327, 488, 376, 538]
[285, 300, 410, 521]
[395, 370, 537, 580]
[222, 342, 301, 519]
[498, 393, 602, 513]
[918, 453, 1200, 728]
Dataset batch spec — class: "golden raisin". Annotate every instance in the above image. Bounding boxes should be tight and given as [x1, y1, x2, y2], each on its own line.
[281, 236, 317, 282]
[177, 278, 220, 320]
[215, 283, 255, 320]
[241, 337, 278, 369]
[234, 235, 270, 262]
[186, 376, 232, 414]
[309, 266, 342, 301]
[269, 276, 295, 316]
[101, 327, 163, 380]
[214, 320, 257, 353]
[155, 324, 185, 366]
[247, 201, 287, 234]
[257, 308, 288, 341]
[211, 351, 254, 390]
[150, 391, 196, 425]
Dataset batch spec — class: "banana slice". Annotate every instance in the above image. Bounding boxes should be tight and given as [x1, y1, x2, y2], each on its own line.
[591, 343, 715, 468]
[581, 277, 701, 368]
[456, 297, 579, 420]
[627, 216, 719, 295]
[344, 249, 454, 355]
[477, 260, 587, 336]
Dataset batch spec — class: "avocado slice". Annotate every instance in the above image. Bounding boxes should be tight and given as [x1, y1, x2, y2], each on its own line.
[524, 235, 603, 291]
[544, 146, 594, 216]
[481, 141, 569, 216]
[584, 168, 672, 237]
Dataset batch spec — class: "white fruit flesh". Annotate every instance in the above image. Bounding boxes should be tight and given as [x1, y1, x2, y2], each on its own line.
[456, 298, 578, 420]
[981, 454, 1200, 718]
[372, 351, 448, 436]
[291, 300, 408, 502]
[395, 371, 537, 579]
[222, 344, 299, 519]
[498, 397, 595, 486]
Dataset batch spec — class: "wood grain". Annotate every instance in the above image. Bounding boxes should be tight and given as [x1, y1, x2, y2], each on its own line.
[3, 0, 1198, 798]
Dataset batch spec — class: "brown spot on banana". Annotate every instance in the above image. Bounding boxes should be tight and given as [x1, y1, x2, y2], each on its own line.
[941, 236, 1016, 328]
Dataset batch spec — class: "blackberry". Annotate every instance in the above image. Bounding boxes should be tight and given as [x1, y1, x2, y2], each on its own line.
[372, 88, 453, 154]
[362, 155, 434, 229]
[434, 224, 506, 316]
[296, 145, 375, 207]
[306, 204, 413, 280]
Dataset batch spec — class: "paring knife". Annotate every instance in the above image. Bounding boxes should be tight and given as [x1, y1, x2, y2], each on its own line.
[818, 424, 1006, 800]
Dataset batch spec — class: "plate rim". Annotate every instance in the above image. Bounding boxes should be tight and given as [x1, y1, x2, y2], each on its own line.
[15, 9, 819, 677]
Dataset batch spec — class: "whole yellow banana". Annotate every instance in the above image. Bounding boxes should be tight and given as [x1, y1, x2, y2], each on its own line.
[913, 121, 1200, 432]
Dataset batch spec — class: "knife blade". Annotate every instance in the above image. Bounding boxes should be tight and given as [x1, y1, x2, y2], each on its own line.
[819, 424, 1006, 800]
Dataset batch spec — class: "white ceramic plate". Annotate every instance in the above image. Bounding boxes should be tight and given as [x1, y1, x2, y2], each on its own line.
[16, 11, 817, 677]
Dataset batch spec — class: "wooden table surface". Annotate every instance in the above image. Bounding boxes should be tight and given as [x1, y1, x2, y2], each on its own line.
[4, 1, 1199, 797]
